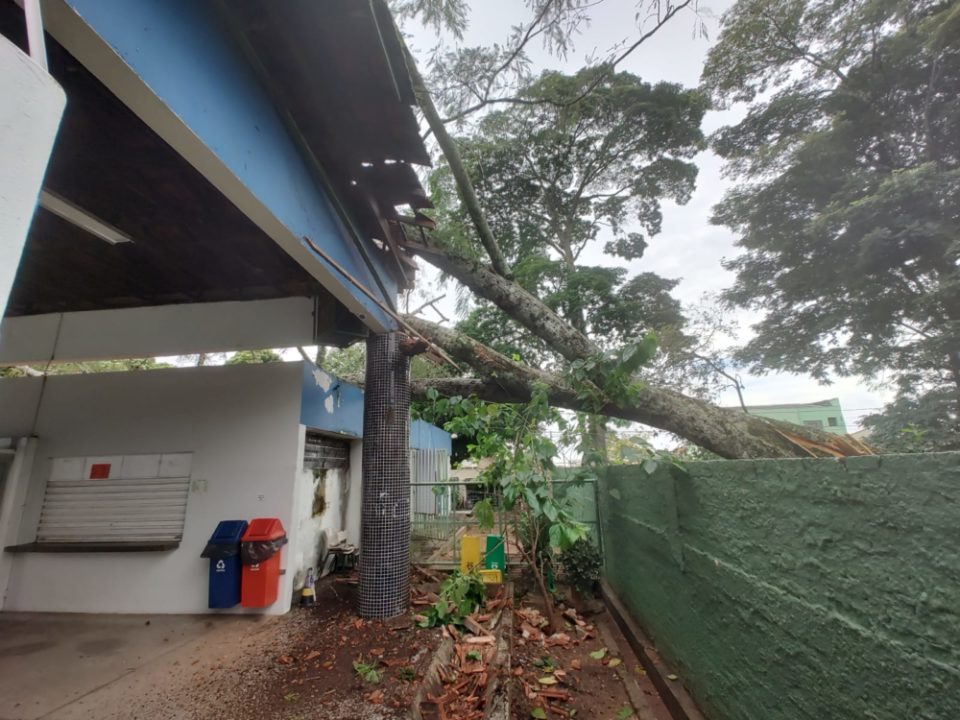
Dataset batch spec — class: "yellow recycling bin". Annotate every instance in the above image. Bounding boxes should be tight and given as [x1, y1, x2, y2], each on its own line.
[460, 535, 483, 573]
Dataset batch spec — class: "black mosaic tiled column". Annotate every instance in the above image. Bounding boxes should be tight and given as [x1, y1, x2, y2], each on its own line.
[359, 332, 411, 618]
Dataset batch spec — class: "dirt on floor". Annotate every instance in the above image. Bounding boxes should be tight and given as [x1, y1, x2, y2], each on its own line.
[175, 577, 441, 720]
[508, 590, 673, 720]
[65, 572, 677, 720]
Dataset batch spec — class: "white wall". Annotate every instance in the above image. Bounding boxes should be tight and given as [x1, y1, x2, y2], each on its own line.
[291, 425, 344, 590]
[345, 440, 363, 546]
[0, 438, 36, 611]
[0, 362, 304, 615]
[0, 297, 315, 365]
[0, 36, 65, 321]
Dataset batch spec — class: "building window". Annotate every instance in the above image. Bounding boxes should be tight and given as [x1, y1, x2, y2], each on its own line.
[827, 417, 838, 427]
[803, 420, 824, 429]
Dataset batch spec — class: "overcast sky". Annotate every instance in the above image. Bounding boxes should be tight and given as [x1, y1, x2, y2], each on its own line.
[398, 0, 893, 431]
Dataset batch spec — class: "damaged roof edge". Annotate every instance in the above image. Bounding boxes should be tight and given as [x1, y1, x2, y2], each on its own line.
[214, 0, 431, 308]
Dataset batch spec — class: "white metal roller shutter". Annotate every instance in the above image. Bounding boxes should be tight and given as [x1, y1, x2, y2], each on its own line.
[37, 476, 189, 544]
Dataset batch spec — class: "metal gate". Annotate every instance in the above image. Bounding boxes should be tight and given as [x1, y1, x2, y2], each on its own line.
[409, 458, 599, 567]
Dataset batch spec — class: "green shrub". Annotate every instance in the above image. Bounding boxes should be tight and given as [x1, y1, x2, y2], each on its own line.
[559, 539, 602, 592]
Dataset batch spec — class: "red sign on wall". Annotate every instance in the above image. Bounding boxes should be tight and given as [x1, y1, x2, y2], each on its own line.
[89, 463, 111, 480]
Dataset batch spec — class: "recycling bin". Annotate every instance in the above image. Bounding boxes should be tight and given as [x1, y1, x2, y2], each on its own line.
[240, 517, 287, 608]
[201, 520, 248, 609]
[485, 534, 506, 572]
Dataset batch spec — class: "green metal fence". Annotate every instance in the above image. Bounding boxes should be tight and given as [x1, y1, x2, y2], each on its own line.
[409, 469, 599, 567]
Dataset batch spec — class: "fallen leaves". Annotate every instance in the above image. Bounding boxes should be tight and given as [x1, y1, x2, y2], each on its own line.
[521, 622, 545, 641]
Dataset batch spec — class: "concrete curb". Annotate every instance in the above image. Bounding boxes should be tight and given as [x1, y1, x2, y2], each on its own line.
[601, 580, 706, 720]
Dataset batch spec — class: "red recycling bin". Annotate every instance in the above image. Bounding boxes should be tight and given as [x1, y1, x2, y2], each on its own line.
[240, 517, 286, 608]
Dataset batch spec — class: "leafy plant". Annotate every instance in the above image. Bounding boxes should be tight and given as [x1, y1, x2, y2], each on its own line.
[417, 568, 487, 628]
[397, 666, 417, 681]
[532, 655, 557, 672]
[352, 660, 382, 684]
[559, 539, 602, 593]
[466, 649, 482, 662]
[428, 385, 594, 629]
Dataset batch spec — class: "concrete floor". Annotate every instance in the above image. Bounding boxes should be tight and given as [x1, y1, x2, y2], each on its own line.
[0, 612, 267, 720]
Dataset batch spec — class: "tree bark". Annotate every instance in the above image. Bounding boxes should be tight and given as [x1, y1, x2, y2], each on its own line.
[403, 317, 869, 460]
[402, 45, 511, 278]
[405, 243, 598, 361]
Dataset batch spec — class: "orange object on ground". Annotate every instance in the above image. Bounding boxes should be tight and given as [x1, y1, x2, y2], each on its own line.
[240, 517, 286, 608]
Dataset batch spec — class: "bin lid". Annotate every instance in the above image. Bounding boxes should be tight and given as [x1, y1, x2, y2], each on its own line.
[209, 520, 248, 543]
[242, 517, 285, 541]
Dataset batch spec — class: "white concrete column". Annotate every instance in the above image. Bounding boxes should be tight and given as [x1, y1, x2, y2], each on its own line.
[0, 437, 38, 610]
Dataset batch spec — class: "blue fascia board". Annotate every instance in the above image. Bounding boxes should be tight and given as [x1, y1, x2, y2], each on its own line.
[300, 363, 450, 452]
[61, 0, 396, 328]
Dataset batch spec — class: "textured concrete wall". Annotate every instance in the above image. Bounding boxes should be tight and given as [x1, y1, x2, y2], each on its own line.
[600, 454, 960, 720]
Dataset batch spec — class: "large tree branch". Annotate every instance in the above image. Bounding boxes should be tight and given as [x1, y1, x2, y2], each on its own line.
[403, 317, 873, 459]
[402, 44, 511, 277]
[439, 0, 697, 122]
[403, 241, 598, 361]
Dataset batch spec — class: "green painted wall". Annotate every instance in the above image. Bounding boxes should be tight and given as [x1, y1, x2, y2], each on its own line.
[600, 454, 960, 720]
[743, 397, 848, 434]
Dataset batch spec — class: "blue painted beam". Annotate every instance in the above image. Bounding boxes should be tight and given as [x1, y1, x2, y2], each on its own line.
[300, 363, 450, 452]
[52, 0, 396, 330]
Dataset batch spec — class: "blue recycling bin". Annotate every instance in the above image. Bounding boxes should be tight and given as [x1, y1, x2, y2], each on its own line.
[202, 520, 248, 609]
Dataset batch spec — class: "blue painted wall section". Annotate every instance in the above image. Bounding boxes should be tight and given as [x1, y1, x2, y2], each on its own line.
[300, 362, 364, 438]
[299, 362, 449, 451]
[62, 0, 395, 327]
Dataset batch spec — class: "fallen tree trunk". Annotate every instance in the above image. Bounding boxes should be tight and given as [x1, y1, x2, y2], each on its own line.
[403, 317, 873, 460]
[394, 39, 870, 460]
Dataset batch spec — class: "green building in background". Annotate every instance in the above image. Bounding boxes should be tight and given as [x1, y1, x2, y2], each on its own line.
[742, 398, 848, 434]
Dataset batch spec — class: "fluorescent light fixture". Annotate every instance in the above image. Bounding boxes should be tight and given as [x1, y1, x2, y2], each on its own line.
[39, 189, 134, 245]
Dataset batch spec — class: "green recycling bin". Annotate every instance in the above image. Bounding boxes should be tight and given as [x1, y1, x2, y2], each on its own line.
[485, 534, 505, 572]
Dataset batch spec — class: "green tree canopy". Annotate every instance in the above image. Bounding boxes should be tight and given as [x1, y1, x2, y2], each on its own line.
[703, 0, 960, 447]
[431, 69, 707, 376]
[225, 349, 282, 365]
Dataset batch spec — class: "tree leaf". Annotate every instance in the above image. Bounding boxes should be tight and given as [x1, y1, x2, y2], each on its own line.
[473, 498, 495, 530]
